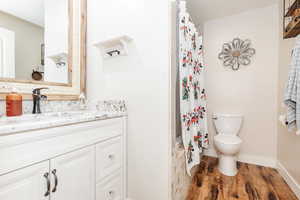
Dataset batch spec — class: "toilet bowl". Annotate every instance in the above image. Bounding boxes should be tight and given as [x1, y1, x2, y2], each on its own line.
[213, 113, 243, 176]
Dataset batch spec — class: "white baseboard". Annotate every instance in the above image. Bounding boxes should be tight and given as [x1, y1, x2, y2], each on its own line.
[238, 154, 277, 168]
[203, 148, 277, 168]
[277, 162, 300, 199]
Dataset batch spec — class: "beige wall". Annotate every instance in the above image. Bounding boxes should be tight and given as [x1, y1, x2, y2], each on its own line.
[203, 5, 279, 165]
[0, 11, 44, 80]
[277, 1, 300, 185]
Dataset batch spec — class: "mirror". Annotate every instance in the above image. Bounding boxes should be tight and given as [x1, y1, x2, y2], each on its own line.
[0, 0, 86, 100]
[0, 0, 70, 85]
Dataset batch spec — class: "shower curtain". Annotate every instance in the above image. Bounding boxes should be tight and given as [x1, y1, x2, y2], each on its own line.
[178, 1, 209, 176]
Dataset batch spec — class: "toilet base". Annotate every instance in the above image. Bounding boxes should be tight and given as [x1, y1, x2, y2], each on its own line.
[218, 155, 238, 176]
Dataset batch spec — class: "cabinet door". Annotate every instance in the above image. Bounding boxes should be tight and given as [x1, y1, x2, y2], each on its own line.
[50, 146, 95, 200]
[0, 161, 50, 200]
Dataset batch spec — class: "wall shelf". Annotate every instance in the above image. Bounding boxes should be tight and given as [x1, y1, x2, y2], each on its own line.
[284, 16, 300, 39]
[48, 52, 68, 68]
[285, 0, 300, 17]
[94, 35, 132, 59]
[284, 0, 300, 39]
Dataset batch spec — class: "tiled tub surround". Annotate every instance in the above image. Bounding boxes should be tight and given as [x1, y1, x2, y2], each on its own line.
[172, 142, 193, 200]
[0, 100, 127, 135]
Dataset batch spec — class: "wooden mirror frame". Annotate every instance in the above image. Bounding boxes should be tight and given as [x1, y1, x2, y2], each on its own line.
[0, 0, 86, 100]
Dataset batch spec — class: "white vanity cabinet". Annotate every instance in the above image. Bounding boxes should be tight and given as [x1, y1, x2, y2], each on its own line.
[0, 148, 95, 200]
[0, 117, 127, 200]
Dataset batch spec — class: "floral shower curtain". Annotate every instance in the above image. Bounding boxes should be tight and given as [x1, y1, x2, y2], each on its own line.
[178, 1, 209, 176]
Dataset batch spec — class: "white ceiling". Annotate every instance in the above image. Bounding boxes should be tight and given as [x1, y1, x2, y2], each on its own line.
[0, 0, 44, 27]
[186, 0, 278, 27]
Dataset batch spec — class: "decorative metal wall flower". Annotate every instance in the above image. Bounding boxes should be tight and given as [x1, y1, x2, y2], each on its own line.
[218, 38, 256, 71]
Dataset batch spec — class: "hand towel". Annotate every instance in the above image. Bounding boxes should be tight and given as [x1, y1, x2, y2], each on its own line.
[284, 35, 300, 132]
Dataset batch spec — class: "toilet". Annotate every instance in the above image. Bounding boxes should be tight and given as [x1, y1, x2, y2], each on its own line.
[213, 113, 243, 176]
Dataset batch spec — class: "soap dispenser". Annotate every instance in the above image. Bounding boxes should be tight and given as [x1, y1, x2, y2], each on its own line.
[6, 87, 22, 117]
[79, 93, 87, 110]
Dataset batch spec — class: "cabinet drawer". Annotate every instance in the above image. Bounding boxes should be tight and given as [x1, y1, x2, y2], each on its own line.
[96, 171, 123, 200]
[96, 137, 122, 181]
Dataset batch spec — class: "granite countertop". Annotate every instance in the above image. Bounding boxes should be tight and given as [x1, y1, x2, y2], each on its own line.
[0, 110, 127, 136]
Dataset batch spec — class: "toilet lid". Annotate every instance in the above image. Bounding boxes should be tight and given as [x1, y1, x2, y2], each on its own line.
[214, 135, 242, 145]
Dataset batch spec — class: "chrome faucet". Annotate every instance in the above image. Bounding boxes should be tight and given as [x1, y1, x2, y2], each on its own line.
[32, 87, 48, 114]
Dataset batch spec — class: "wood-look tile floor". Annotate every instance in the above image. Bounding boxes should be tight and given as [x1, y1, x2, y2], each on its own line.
[186, 156, 298, 200]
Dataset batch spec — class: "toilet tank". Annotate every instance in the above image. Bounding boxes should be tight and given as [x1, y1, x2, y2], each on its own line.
[213, 113, 243, 135]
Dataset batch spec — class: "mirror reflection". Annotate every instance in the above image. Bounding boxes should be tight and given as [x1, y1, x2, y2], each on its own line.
[0, 0, 70, 84]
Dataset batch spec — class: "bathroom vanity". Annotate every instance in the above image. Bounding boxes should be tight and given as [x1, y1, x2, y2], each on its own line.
[0, 111, 127, 200]
[0, 0, 129, 199]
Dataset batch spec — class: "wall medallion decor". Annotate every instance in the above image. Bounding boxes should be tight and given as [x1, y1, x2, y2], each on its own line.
[218, 38, 256, 71]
